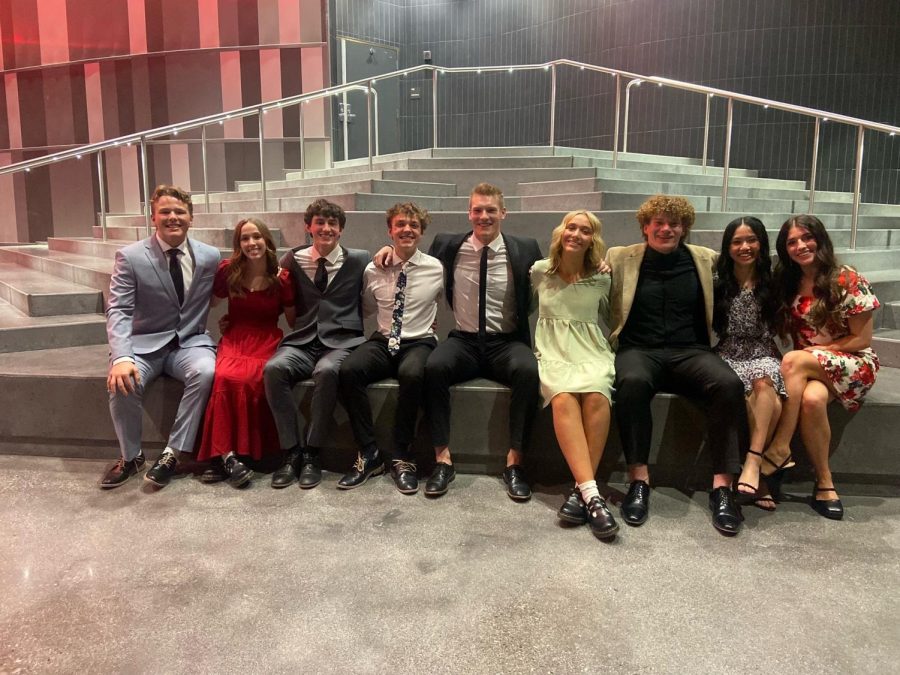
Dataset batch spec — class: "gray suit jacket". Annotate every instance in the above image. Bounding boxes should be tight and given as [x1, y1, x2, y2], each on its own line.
[280, 245, 369, 349]
[106, 235, 220, 361]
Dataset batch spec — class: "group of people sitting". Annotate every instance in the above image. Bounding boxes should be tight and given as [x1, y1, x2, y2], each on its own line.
[100, 183, 880, 539]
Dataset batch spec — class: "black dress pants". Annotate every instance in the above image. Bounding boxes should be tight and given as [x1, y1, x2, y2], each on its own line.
[424, 331, 540, 452]
[339, 334, 436, 459]
[614, 345, 747, 475]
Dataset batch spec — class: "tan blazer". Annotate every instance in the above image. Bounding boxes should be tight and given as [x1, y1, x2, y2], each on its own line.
[606, 242, 717, 350]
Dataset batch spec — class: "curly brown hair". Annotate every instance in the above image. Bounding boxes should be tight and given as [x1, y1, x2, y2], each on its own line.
[386, 202, 431, 232]
[635, 195, 695, 237]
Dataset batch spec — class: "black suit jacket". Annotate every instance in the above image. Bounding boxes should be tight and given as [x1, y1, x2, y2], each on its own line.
[428, 231, 542, 346]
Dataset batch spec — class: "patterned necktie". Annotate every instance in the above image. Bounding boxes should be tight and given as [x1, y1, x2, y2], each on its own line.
[478, 246, 488, 340]
[387, 263, 407, 355]
[167, 249, 184, 305]
[314, 257, 328, 293]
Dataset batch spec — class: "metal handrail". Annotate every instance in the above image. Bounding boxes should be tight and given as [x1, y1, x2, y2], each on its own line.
[1, 59, 897, 247]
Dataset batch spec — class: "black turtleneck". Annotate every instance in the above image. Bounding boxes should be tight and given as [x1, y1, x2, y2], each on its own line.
[619, 244, 708, 348]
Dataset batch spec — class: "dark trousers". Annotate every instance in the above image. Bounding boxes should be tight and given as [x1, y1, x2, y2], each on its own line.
[614, 346, 747, 475]
[339, 334, 436, 459]
[424, 331, 540, 452]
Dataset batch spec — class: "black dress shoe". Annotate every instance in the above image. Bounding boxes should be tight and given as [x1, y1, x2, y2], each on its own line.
[271, 449, 301, 489]
[709, 486, 743, 535]
[621, 480, 650, 526]
[502, 465, 532, 501]
[100, 453, 146, 489]
[199, 457, 228, 484]
[337, 451, 384, 490]
[586, 496, 619, 539]
[557, 488, 587, 525]
[811, 484, 844, 520]
[224, 455, 253, 488]
[145, 452, 178, 487]
[298, 452, 322, 489]
[390, 459, 419, 495]
[424, 462, 455, 497]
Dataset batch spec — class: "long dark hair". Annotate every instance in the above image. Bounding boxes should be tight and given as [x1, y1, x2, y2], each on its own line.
[772, 214, 843, 338]
[226, 218, 280, 297]
[712, 216, 774, 338]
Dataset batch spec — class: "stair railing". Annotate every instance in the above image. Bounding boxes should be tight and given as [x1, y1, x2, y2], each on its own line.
[1, 60, 898, 249]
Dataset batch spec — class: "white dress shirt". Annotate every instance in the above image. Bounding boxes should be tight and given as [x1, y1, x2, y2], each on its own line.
[156, 234, 195, 291]
[362, 248, 444, 340]
[295, 245, 344, 286]
[452, 233, 516, 334]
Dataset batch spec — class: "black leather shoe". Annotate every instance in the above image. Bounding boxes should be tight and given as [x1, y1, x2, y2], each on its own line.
[502, 464, 532, 501]
[298, 452, 322, 489]
[424, 462, 455, 497]
[390, 459, 419, 495]
[145, 452, 178, 487]
[337, 451, 384, 490]
[557, 489, 587, 525]
[271, 449, 301, 489]
[621, 480, 650, 526]
[225, 455, 253, 488]
[811, 484, 844, 520]
[709, 486, 743, 535]
[199, 457, 228, 483]
[100, 453, 146, 489]
[586, 496, 619, 539]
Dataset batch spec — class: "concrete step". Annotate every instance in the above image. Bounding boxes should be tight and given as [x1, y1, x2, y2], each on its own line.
[372, 180, 458, 197]
[0, 246, 113, 297]
[0, 260, 103, 317]
[201, 179, 375, 207]
[239, 170, 383, 192]
[355, 193, 524, 212]
[0, 298, 106, 352]
[554, 147, 758, 176]
[380, 167, 597, 195]
[1, 344, 897, 483]
[877, 301, 900, 329]
[406, 156, 575, 170]
[432, 146, 556, 158]
[90, 227, 287, 249]
[873, 329, 900, 368]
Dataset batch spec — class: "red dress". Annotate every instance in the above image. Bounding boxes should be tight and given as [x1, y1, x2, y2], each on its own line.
[198, 261, 295, 460]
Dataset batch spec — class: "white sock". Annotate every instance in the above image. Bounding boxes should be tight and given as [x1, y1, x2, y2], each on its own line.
[577, 479, 600, 504]
[161, 447, 178, 462]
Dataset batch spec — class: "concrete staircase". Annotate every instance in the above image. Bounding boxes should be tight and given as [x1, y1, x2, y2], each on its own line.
[1, 146, 899, 482]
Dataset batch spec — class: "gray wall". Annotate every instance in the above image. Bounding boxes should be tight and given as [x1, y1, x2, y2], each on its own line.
[332, 0, 900, 204]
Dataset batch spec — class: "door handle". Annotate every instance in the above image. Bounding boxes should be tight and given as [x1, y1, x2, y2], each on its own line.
[338, 102, 356, 124]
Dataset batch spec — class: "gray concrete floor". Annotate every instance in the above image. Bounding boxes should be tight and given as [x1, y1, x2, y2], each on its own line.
[1, 456, 898, 674]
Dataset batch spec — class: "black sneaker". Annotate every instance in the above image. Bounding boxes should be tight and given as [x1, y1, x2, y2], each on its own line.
[100, 453, 146, 489]
[224, 455, 253, 487]
[145, 452, 178, 487]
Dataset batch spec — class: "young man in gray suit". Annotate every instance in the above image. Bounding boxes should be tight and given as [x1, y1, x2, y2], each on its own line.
[101, 185, 219, 489]
[265, 199, 369, 489]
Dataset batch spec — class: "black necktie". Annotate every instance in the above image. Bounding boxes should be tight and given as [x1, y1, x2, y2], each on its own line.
[314, 258, 328, 293]
[168, 249, 184, 305]
[478, 246, 488, 340]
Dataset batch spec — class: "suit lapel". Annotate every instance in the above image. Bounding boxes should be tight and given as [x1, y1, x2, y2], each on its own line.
[686, 244, 715, 338]
[442, 232, 469, 307]
[620, 245, 645, 327]
[144, 236, 180, 305]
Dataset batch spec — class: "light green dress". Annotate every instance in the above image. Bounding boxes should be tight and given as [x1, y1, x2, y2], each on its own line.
[530, 258, 615, 407]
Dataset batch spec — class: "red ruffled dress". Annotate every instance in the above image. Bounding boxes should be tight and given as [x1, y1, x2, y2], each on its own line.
[198, 261, 295, 460]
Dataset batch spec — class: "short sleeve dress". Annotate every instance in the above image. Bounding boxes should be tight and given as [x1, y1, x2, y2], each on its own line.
[790, 266, 880, 411]
[530, 258, 615, 407]
[715, 287, 786, 397]
[198, 261, 295, 460]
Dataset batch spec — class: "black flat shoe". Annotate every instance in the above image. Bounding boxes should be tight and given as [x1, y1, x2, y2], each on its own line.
[811, 484, 844, 520]
[621, 480, 650, 526]
[424, 462, 455, 497]
[99, 453, 146, 489]
[337, 451, 384, 490]
[586, 496, 619, 539]
[557, 489, 587, 525]
[502, 464, 532, 501]
[709, 486, 742, 536]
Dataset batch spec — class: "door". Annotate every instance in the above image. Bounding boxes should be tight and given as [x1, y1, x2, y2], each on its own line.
[334, 39, 400, 162]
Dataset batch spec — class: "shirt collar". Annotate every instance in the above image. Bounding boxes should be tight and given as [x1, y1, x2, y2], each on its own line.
[469, 232, 504, 253]
[156, 234, 189, 255]
[394, 248, 424, 268]
[311, 244, 342, 264]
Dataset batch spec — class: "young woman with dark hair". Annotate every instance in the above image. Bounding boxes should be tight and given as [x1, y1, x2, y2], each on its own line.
[764, 215, 880, 519]
[713, 217, 786, 511]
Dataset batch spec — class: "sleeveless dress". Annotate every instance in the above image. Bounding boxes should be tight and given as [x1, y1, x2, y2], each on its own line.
[789, 266, 880, 411]
[530, 259, 615, 406]
[198, 261, 295, 460]
[715, 287, 786, 397]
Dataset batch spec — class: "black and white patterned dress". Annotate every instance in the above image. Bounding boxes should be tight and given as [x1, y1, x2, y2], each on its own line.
[716, 287, 786, 397]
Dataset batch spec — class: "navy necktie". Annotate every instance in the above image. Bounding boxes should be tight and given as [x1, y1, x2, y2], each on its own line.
[314, 258, 328, 293]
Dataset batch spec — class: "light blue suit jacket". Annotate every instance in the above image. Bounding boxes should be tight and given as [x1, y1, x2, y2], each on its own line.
[106, 235, 220, 361]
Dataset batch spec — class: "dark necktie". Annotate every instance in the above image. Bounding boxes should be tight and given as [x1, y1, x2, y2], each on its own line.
[167, 249, 184, 305]
[314, 257, 328, 293]
[478, 246, 488, 340]
[388, 263, 408, 355]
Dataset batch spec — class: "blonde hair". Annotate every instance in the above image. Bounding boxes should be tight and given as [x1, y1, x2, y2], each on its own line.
[548, 210, 606, 277]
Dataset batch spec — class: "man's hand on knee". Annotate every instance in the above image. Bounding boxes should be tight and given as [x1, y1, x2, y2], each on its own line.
[108, 361, 141, 395]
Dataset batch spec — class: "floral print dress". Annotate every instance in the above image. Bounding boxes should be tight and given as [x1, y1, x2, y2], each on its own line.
[790, 266, 880, 411]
